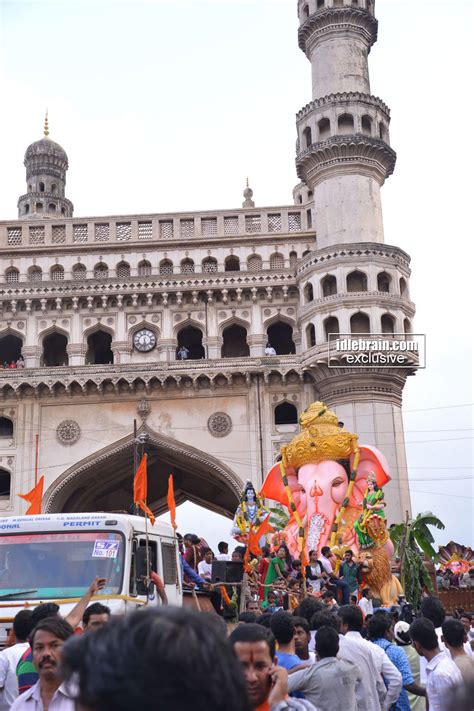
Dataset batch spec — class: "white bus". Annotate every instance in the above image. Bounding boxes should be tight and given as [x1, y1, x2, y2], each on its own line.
[0, 512, 182, 645]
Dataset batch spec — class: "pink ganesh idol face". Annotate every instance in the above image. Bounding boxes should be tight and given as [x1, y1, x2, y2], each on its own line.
[297, 460, 348, 555]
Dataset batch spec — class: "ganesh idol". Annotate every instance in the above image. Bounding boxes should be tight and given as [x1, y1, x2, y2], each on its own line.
[260, 401, 393, 560]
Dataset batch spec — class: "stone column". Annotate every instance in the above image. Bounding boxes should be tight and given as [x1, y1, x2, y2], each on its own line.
[66, 343, 87, 366]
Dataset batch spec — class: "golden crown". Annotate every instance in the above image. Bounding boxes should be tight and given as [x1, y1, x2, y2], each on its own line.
[281, 401, 359, 469]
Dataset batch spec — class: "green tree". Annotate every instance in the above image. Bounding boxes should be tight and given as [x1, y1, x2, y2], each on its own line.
[390, 512, 445, 610]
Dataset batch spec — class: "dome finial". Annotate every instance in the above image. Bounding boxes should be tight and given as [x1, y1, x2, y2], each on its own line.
[242, 177, 255, 208]
[44, 110, 49, 137]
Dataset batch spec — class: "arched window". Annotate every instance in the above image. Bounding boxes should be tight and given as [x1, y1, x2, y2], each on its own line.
[318, 117, 331, 140]
[221, 324, 250, 358]
[0, 469, 11, 499]
[5, 268, 20, 284]
[29, 266, 42, 282]
[24, 204, 30, 215]
[306, 323, 316, 348]
[303, 4, 310, 18]
[73, 264, 87, 280]
[381, 314, 395, 334]
[321, 275, 337, 297]
[338, 113, 354, 135]
[35, 202, 43, 212]
[0, 417, 13, 438]
[0, 334, 23, 364]
[317, 0, 325, 7]
[404, 318, 412, 335]
[42, 332, 69, 366]
[51, 183, 57, 194]
[247, 255, 262, 272]
[304, 283, 314, 303]
[48, 203, 56, 213]
[86, 330, 114, 365]
[269, 253, 285, 270]
[350, 312, 370, 334]
[266, 321, 296, 355]
[324, 316, 339, 341]
[289, 251, 298, 268]
[160, 259, 174, 276]
[275, 402, 298, 426]
[38, 182, 45, 192]
[138, 260, 152, 276]
[176, 326, 205, 360]
[116, 261, 131, 279]
[181, 258, 195, 274]
[303, 126, 312, 149]
[51, 265, 64, 281]
[361, 115, 372, 135]
[377, 272, 391, 293]
[202, 257, 218, 273]
[302, 250, 311, 257]
[346, 270, 367, 292]
[379, 122, 387, 140]
[94, 263, 109, 279]
[399, 277, 407, 297]
[225, 256, 240, 272]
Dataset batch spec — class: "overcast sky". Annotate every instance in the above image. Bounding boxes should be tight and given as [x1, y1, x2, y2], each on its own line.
[0, 0, 472, 549]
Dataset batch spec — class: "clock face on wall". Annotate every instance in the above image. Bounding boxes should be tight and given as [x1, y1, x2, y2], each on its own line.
[133, 329, 157, 352]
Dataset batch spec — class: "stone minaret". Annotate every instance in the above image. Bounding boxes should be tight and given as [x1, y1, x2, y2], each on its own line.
[18, 113, 74, 219]
[295, 0, 395, 248]
[295, 0, 414, 523]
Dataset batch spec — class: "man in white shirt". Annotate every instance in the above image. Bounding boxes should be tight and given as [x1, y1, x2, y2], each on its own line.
[11, 617, 75, 711]
[0, 610, 33, 711]
[358, 588, 374, 617]
[410, 617, 462, 711]
[197, 547, 213, 581]
[337, 605, 402, 709]
[320, 546, 350, 604]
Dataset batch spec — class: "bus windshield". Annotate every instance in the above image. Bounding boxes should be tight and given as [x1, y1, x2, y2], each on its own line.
[0, 531, 124, 599]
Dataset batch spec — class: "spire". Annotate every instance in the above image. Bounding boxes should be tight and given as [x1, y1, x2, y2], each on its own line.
[242, 177, 255, 208]
[44, 110, 49, 138]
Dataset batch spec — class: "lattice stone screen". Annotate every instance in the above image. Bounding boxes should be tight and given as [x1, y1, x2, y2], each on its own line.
[245, 215, 261, 233]
[6, 269, 19, 283]
[248, 255, 262, 272]
[138, 222, 152, 240]
[73, 265, 87, 280]
[202, 258, 218, 273]
[138, 262, 152, 276]
[202, 218, 218, 237]
[51, 267, 65, 281]
[116, 223, 131, 241]
[159, 221, 173, 239]
[29, 227, 45, 245]
[29, 268, 42, 282]
[288, 213, 302, 231]
[268, 214, 282, 232]
[7, 227, 22, 246]
[73, 224, 88, 243]
[52, 225, 66, 244]
[95, 223, 110, 242]
[270, 254, 285, 269]
[94, 264, 109, 279]
[180, 220, 194, 239]
[116, 263, 131, 278]
[224, 216, 239, 235]
[160, 261, 174, 276]
[181, 260, 195, 274]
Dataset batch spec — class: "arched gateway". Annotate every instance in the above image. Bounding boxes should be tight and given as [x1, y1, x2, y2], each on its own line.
[44, 426, 241, 518]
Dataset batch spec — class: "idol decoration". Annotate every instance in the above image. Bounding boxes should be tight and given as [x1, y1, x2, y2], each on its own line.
[438, 541, 474, 575]
[260, 401, 403, 605]
[232, 481, 270, 544]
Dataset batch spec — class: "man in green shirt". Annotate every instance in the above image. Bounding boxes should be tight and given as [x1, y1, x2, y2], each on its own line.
[339, 550, 361, 596]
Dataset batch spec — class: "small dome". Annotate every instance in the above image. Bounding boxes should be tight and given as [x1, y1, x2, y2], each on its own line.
[24, 137, 68, 165]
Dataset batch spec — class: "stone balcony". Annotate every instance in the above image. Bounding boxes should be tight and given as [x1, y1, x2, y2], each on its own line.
[0, 205, 313, 252]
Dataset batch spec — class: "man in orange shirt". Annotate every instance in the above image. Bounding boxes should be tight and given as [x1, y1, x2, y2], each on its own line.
[229, 624, 315, 711]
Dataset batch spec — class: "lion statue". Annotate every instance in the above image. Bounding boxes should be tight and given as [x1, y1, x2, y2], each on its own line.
[359, 546, 403, 607]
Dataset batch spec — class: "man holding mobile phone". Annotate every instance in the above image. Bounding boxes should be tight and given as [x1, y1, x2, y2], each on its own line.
[229, 624, 316, 711]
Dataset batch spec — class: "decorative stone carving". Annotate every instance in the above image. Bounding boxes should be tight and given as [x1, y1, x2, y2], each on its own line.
[208, 412, 232, 438]
[137, 398, 151, 420]
[56, 419, 81, 445]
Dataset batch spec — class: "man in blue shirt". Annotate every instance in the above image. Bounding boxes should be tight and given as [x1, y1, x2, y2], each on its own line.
[368, 612, 426, 711]
[270, 612, 302, 671]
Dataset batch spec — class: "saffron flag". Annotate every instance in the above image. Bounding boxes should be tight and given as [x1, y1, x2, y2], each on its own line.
[19, 476, 44, 515]
[248, 515, 274, 557]
[133, 454, 155, 525]
[167, 474, 177, 530]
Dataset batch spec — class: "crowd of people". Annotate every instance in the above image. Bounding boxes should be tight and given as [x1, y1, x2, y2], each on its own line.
[1, 538, 473, 711]
[436, 567, 474, 590]
[0, 358, 24, 370]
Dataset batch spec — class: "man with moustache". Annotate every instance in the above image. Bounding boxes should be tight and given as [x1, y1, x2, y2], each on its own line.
[11, 617, 75, 710]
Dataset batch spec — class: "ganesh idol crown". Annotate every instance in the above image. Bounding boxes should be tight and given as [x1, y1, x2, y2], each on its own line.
[260, 401, 392, 559]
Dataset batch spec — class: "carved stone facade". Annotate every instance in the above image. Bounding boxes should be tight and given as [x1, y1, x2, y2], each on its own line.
[0, 0, 414, 522]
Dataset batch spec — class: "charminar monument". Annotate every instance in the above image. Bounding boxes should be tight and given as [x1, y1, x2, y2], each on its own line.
[0, 0, 414, 523]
